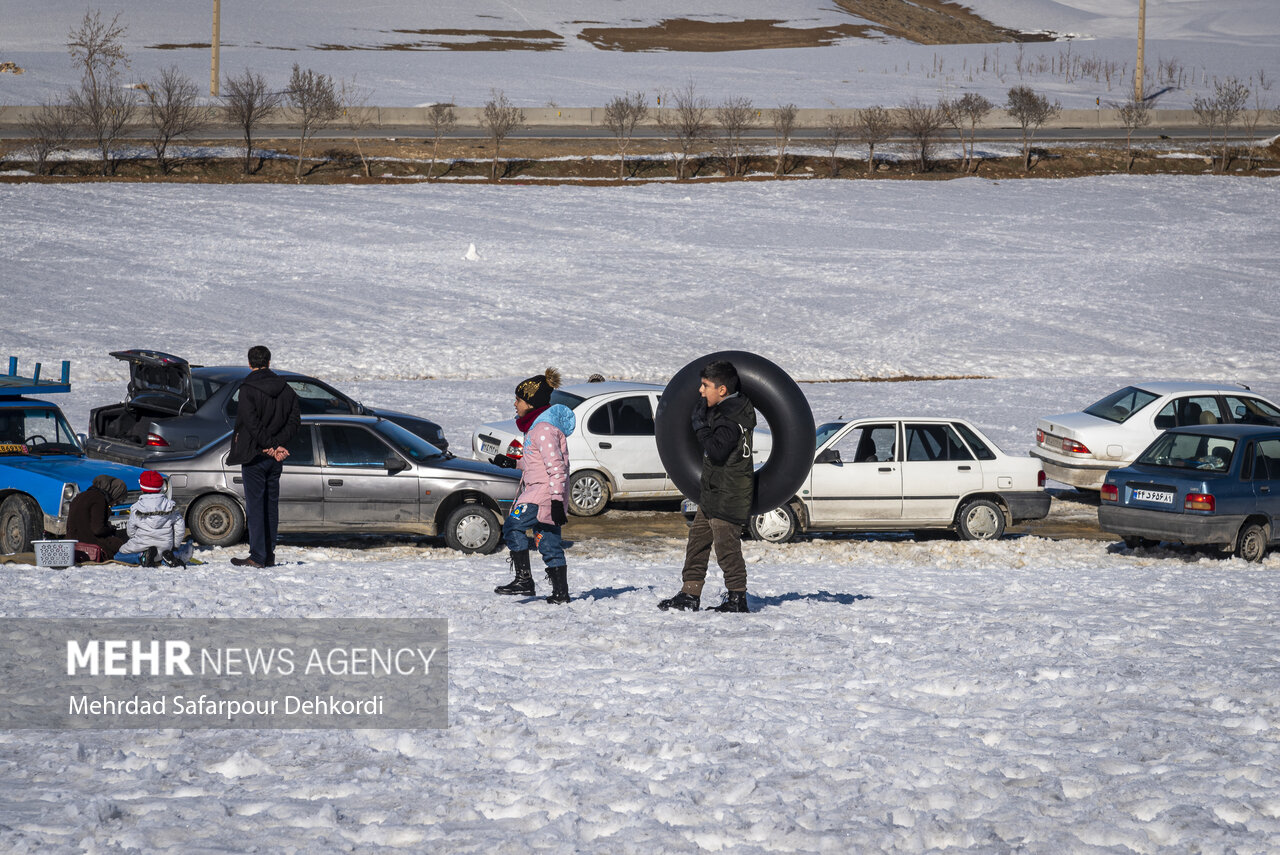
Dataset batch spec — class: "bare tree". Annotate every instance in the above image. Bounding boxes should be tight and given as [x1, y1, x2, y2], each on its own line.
[900, 97, 945, 173]
[854, 105, 895, 174]
[601, 91, 648, 179]
[1192, 92, 1220, 170]
[1211, 77, 1249, 172]
[339, 78, 376, 178]
[1113, 93, 1151, 172]
[1240, 76, 1272, 171]
[425, 102, 456, 179]
[285, 64, 340, 179]
[222, 69, 280, 174]
[20, 101, 75, 175]
[66, 10, 135, 175]
[659, 81, 710, 180]
[144, 66, 207, 174]
[941, 92, 993, 173]
[771, 103, 797, 176]
[822, 112, 854, 177]
[481, 89, 524, 181]
[1006, 85, 1061, 172]
[714, 96, 755, 177]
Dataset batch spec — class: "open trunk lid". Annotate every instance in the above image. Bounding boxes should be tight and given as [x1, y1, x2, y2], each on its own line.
[110, 349, 196, 416]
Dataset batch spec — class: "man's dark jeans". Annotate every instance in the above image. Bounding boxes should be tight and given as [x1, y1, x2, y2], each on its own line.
[241, 455, 283, 566]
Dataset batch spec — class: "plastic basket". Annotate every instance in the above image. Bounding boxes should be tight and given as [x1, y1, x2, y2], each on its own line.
[33, 539, 77, 568]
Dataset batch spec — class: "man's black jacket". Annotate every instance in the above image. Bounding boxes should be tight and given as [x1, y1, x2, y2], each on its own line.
[226, 368, 301, 466]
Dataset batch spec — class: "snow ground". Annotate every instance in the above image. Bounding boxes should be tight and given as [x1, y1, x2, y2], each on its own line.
[1, 1, 1277, 109]
[2, 175, 1280, 852]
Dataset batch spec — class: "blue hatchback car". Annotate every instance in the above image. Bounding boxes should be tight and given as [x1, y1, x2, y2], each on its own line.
[1098, 424, 1280, 562]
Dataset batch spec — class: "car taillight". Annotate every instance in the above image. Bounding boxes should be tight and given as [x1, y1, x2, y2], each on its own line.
[1185, 492, 1215, 511]
[1036, 429, 1045, 444]
[145, 433, 170, 447]
[1061, 437, 1090, 454]
[1100, 484, 1118, 503]
[505, 439, 523, 459]
[1038, 470, 1046, 488]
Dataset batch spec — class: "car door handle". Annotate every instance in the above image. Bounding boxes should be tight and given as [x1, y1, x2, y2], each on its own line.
[328, 479, 343, 486]
[958, 465, 972, 471]
[598, 442, 612, 449]
[1262, 486, 1271, 494]
[232, 476, 243, 484]
[878, 467, 893, 472]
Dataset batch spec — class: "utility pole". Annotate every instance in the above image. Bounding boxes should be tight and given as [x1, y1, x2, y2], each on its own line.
[1135, 0, 1146, 102]
[210, 0, 221, 96]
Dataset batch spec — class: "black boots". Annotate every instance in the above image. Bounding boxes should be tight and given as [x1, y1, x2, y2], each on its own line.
[160, 549, 184, 568]
[544, 566, 570, 604]
[711, 591, 750, 613]
[495, 550, 534, 595]
[657, 591, 700, 612]
[140, 546, 159, 567]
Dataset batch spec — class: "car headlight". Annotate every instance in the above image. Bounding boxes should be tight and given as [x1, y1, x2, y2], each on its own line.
[60, 482, 78, 517]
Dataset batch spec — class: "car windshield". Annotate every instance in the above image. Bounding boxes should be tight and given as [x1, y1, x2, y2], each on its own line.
[1084, 386, 1160, 423]
[1137, 432, 1236, 472]
[373, 419, 444, 461]
[0, 407, 83, 456]
[816, 422, 846, 447]
[551, 390, 586, 410]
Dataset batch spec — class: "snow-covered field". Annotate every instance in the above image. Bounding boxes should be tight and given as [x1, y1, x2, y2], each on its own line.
[3, 175, 1280, 852]
[2, 1, 1278, 108]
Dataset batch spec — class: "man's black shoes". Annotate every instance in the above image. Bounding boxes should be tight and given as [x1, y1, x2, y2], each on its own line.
[657, 591, 700, 612]
[711, 591, 751, 613]
[231, 557, 264, 568]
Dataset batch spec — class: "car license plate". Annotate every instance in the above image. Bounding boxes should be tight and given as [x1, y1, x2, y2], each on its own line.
[681, 499, 698, 514]
[1131, 488, 1173, 504]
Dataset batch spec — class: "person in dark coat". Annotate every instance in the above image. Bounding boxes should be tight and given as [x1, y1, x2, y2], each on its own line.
[225, 345, 300, 568]
[659, 360, 757, 614]
[66, 474, 129, 558]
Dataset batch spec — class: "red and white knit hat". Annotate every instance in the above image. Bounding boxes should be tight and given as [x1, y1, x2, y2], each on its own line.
[140, 470, 165, 493]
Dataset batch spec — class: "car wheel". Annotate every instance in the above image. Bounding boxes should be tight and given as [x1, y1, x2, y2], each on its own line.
[956, 498, 1006, 541]
[568, 470, 610, 517]
[0, 494, 42, 555]
[1234, 522, 1268, 563]
[188, 494, 246, 547]
[748, 505, 798, 543]
[443, 504, 502, 554]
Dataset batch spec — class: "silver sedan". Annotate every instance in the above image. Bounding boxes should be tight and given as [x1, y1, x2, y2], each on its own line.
[155, 415, 519, 554]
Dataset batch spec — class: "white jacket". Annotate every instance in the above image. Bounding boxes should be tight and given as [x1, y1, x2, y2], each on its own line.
[119, 493, 186, 554]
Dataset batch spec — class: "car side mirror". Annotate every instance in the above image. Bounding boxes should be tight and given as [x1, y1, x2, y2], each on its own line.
[815, 448, 840, 465]
[385, 455, 408, 474]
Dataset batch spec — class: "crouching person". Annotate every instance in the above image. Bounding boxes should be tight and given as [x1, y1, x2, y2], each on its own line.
[116, 470, 191, 567]
[495, 368, 575, 604]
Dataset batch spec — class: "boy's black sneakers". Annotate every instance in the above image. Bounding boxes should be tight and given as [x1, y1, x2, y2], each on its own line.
[160, 549, 185, 569]
[657, 591, 700, 612]
[711, 591, 750, 613]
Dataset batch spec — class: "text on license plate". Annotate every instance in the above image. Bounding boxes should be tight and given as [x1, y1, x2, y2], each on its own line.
[1131, 488, 1173, 504]
[481, 441, 498, 455]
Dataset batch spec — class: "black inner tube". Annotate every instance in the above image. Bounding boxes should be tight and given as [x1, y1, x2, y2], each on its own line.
[655, 350, 815, 515]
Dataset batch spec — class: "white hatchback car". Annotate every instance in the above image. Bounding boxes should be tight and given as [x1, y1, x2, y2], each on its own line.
[737, 417, 1049, 543]
[473, 381, 772, 516]
[1031, 382, 1280, 490]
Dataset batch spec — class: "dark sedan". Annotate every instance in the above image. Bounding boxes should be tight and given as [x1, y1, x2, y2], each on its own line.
[85, 350, 448, 465]
[155, 414, 518, 554]
[1099, 424, 1280, 562]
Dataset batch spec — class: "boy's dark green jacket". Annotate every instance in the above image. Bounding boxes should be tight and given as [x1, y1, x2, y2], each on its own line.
[696, 392, 756, 526]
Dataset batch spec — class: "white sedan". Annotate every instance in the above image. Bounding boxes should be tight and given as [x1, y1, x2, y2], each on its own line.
[1031, 382, 1280, 490]
[736, 416, 1049, 543]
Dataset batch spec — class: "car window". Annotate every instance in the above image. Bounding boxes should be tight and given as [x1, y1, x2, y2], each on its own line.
[0, 407, 82, 455]
[372, 419, 443, 462]
[283, 426, 316, 466]
[1156, 396, 1225, 429]
[319, 425, 391, 467]
[585, 396, 655, 437]
[816, 422, 845, 447]
[952, 422, 996, 461]
[905, 423, 974, 462]
[834, 424, 896, 463]
[1137, 432, 1235, 471]
[227, 380, 353, 418]
[550, 390, 586, 410]
[1084, 386, 1160, 423]
[1226, 396, 1280, 425]
[1248, 438, 1280, 481]
[191, 377, 224, 410]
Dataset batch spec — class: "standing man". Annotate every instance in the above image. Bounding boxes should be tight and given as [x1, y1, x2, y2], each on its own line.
[658, 360, 756, 613]
[226, 346, 300, 568]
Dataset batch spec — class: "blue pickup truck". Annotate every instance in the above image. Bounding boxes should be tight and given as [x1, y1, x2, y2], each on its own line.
[0, 357, 146, 555]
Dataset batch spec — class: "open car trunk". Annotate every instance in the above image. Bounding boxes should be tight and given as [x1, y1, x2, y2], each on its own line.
[89, 350, 196, 443]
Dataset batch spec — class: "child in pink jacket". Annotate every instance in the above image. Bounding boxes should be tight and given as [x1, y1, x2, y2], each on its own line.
[495, 368, 576, 604]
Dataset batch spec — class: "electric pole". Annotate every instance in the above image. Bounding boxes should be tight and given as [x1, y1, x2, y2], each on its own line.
[210, 0, 221, 96]
[1135, 0, 1146, 102]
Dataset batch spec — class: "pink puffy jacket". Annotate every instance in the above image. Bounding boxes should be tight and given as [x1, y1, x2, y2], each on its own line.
[515, 404, 576, 524]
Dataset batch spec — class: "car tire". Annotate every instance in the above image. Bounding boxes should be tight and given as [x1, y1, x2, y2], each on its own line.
[654, 350, 815, 515]
[443, 503, 502, 554]
[188, 493, 246, 547]
[956, 498, 1006, 541]
[568, 470, 610, 517]
[0, 494, 43, 555]
[748, 504, 798, 543]
[1234, 522, 1268, 563]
